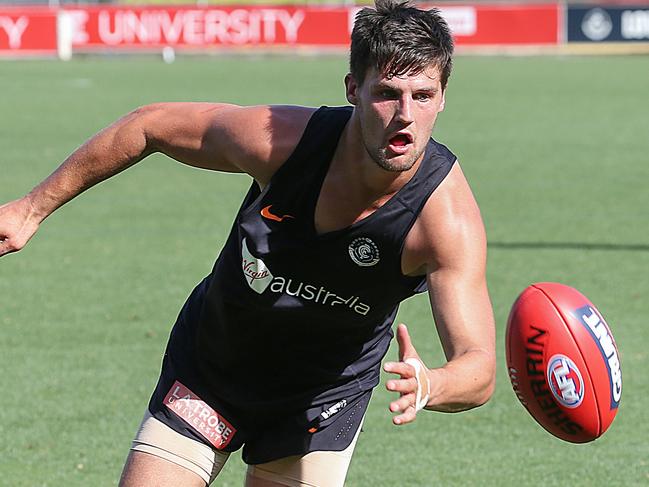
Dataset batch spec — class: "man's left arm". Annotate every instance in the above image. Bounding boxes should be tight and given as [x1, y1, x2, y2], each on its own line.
[384, 163, 496, 425]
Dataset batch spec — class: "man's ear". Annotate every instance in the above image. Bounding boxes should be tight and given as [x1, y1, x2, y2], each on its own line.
[345, 73, 359, 105]
[439, 90, 446, 112]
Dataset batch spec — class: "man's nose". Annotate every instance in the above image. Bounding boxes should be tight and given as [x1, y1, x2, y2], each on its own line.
[395, 97, 414, 124]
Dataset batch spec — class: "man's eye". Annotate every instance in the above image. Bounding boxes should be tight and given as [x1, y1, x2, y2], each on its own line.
[379, 90, 397, 99]
[415, 93, 431, 102]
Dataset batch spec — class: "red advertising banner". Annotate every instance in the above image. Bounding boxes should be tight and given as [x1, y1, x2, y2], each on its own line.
[446, 4, 560, 45]
[0, 3, 560, 57]
[63, 6, 352, 50]
[63, 4, 559, 51]
[0, 7, 57, 54]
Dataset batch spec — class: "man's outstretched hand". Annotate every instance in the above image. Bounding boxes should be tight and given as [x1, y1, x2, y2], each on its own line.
[0, 197, 42, 257]
[383, 323, 432, 425]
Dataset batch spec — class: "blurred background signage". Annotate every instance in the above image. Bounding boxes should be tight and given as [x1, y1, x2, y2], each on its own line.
[1, 2, 648, 57]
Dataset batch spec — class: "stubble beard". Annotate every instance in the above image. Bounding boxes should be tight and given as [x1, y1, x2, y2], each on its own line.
[363, 140, 425, 173]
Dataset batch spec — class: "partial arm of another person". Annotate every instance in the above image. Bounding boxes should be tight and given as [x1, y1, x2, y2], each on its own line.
[384, 162, 496, 425]
[0, 103, 314, 257]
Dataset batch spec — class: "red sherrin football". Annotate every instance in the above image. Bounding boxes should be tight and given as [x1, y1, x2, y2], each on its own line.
[506, 282, 622, 443]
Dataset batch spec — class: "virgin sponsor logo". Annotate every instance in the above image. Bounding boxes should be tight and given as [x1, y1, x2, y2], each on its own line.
[576, 305, 622, 409]
[164, 381, 236, 449]
[547, 355, 584, 409]
[241, 238, 370, 315]
[241, 238, 274, 294]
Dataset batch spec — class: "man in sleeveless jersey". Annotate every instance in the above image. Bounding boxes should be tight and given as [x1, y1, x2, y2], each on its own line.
[0, 1, 496, 486]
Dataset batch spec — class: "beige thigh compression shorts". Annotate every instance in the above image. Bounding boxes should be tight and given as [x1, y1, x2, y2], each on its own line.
[130, 410, 362, 486]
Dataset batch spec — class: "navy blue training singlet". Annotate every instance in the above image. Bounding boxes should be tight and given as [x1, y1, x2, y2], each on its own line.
[149, 106, 456, 442]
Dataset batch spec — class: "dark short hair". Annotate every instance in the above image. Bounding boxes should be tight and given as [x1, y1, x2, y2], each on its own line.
[350, 0, 454, 90]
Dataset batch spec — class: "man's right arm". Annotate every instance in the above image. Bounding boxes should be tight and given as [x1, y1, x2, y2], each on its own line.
[0, 102, 315, 257]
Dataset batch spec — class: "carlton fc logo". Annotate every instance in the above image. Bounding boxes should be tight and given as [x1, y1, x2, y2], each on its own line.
[348, 237, 380, 267]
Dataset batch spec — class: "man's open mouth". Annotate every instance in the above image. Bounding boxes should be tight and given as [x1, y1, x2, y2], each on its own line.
[388, 133, 413, 152]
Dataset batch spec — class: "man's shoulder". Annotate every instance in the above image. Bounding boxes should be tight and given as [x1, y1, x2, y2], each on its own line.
[403, 162, 486, 273]
[417, 163, 484, 242]
[244, 105, 354, 184]
[207, 104, 319, 184]
[220, 104, 318, 139]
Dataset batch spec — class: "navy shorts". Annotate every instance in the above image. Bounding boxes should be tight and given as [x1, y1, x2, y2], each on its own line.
[147, 376, 372, 465]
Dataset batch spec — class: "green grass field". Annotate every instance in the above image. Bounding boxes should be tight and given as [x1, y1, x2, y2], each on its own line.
[1, 54, 648, 486]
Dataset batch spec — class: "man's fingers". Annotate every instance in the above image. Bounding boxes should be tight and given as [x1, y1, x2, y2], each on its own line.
[386, 377, 417, 394]
[385, 325, 429, 425]
[383, 360, 415, 378]
[0, 198, 41, 258]
[389, 393, 415, 414]
[0, 237, 16, 257]
[0, 233, 25, 257]
[392, 405, 417, 426]
[395, 323, 415, 361]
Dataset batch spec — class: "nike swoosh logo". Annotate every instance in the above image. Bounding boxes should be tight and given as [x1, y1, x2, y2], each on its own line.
[261, 205, 294, 222]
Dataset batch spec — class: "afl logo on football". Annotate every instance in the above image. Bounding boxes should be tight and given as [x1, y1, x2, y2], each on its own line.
[547, 354, 584, 409]
[348, 237, 380, 267]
